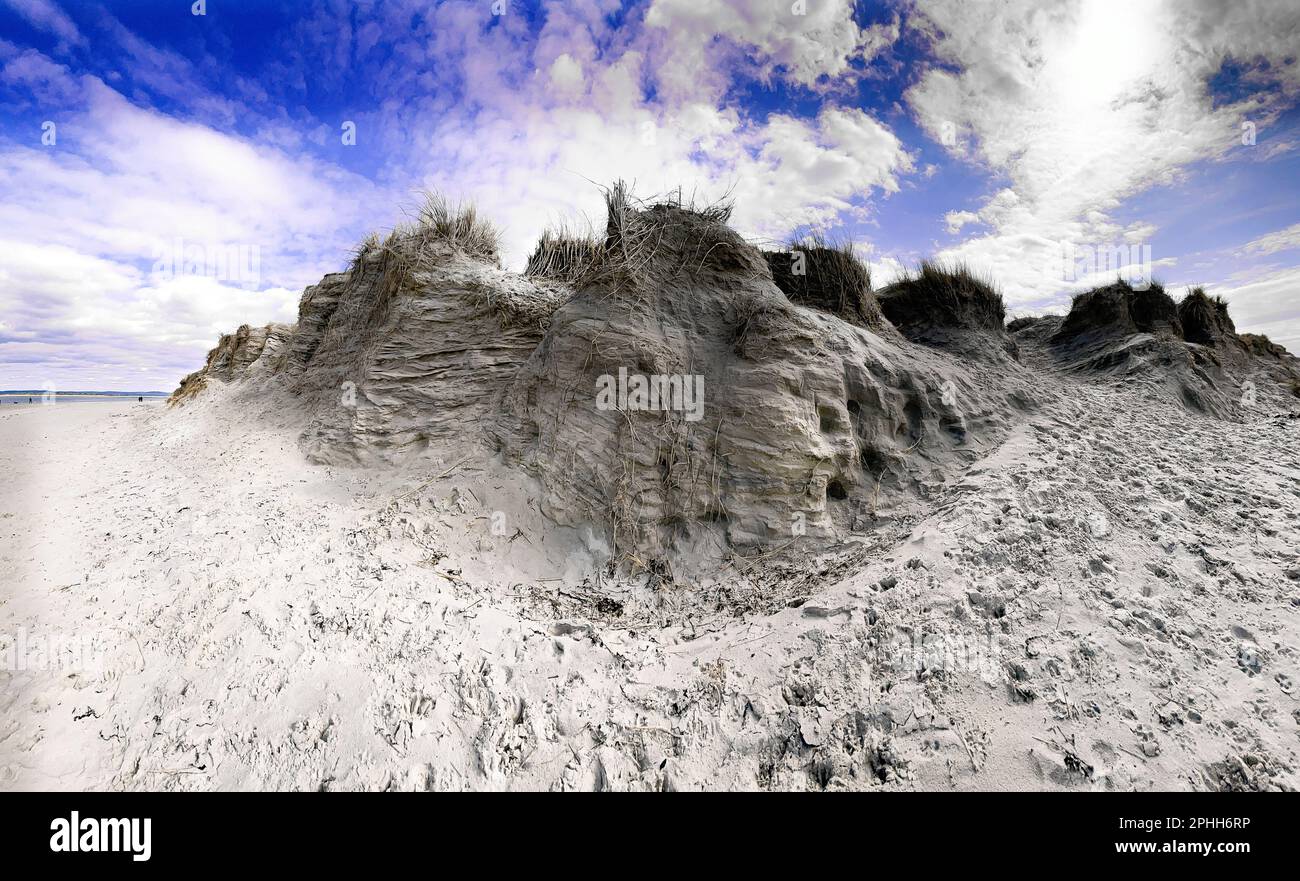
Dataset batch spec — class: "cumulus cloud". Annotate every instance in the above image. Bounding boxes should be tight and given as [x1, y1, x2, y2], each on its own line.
[643, 0, 896, 97]
[352, 0, 913, 266]
[410, 96, 911, 269]
[0, 238, 300, 387]
[944, 210, 978, 234]
[0, 58, 379, 388]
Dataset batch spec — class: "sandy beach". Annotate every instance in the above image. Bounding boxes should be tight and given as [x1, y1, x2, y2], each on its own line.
[3, 369, 1297, 791]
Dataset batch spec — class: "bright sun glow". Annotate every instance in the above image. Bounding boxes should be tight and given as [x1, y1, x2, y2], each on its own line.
[1054, 0, 1165, 108]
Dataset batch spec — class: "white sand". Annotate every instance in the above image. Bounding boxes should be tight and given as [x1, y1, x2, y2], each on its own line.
[2, 388, 1297, 791]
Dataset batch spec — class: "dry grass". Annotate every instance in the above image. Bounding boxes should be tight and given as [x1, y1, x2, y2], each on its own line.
[604, 181, 734, 226]
[588, 180, 744, 286]
[350, 190, 501, 283]
[1239, 332, 1290, 359]
[348, 231, 381, 273]
[1052, 278, 1177, 346]
[168, 371, 207, 405]
[763, 232, 883, 328]
[525, 223, 602, 284]
[1179, 286, 1235, 345]
[1183, 285, 1228, 310]
[879, 259, 1005, 331]
[346, 190, 505, 318]
[1127, 282, 1179, 331]
[411, 191, 500, 262]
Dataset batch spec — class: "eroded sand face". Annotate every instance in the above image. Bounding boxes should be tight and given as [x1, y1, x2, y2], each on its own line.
[2, 374, 1297, 791]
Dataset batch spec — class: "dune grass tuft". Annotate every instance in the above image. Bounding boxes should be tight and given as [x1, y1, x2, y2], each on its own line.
[878, 259, 1006, 331]
[586, 180, 751, 286]
[411, 191, 501, 262]
[763, 232, 883, 327]
[524, 223, 602, 284]
[1178, 286, 1235, 345]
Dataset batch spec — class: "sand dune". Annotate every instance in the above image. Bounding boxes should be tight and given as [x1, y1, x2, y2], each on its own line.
[3, 190, 1298, 791]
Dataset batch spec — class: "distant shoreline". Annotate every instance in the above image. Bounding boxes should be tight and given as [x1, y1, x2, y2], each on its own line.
[0, 391, 168, 397]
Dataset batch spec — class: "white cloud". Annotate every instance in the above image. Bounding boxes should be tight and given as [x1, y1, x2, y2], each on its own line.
[0, 59, 381, 388]
[0, 42, 80, 102]
[944, 210, 978, 234]
[1238, 222, 1300, 257]
[1, 76, 379, 272]
[643, 0, 894, 98]
[1, 0, 85, 49]
[866, 255, 906, 288]
[0, 238, 299, 390]
[904, 0, 1300, 304]
[413, 98, 911, 269]
[386, 2, 913, 268]
[546, 53, 585, 96]
[1208, 266, 1300, 354]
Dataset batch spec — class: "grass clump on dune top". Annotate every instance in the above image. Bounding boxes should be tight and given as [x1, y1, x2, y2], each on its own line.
[1053, 279, 1182, 343]
[763, 232, 884, 328]
[524, 223, 602, 284]
[583, 180, 761, 286]
[353, 190, 502, 278]
[878, 259, 1006, 332]
[1178, 286, 1236, 345]
[410, 191, 501, 263]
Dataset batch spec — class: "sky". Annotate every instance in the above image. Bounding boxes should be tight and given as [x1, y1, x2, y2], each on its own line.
[1, 0, 1298, 390]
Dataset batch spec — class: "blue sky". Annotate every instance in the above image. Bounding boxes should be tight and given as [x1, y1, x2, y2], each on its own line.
[1, 0, 1298, 389]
